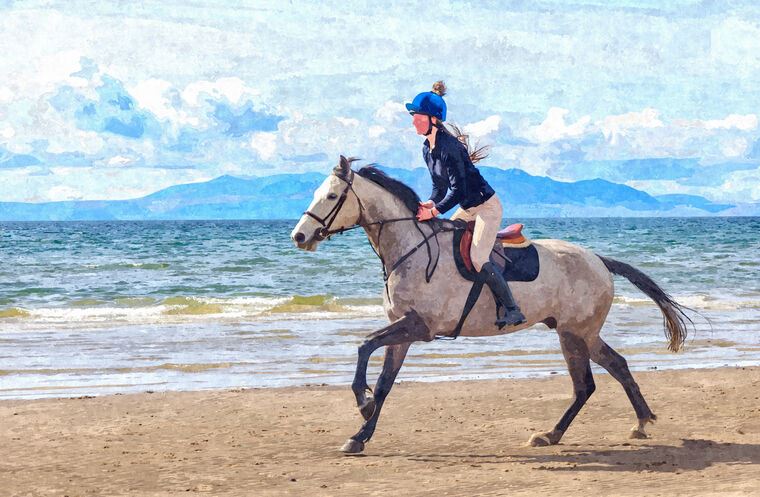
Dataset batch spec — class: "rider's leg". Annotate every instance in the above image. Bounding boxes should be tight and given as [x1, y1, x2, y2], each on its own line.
[470, 195, 526, 327]
[481, 262, 526, 327]
[449, 205, 471, 223]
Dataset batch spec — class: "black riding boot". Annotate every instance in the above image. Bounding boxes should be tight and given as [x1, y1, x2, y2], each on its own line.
[480, 262, 526, 328]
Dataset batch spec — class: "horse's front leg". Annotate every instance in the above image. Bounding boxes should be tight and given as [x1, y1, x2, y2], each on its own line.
[344, 310, 430, 454]
[350, 310, 429, 414]
[342, 343, 411, 454]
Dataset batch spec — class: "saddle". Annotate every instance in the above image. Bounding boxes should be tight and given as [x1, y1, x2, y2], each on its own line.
[454, 221, 540, 282]
[459, 222, 531, 272]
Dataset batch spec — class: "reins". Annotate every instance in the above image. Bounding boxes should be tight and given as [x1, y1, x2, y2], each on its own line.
[303, 171, 459, 297]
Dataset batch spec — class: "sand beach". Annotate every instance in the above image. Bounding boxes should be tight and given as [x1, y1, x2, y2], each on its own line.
[3, 366, 760, 496]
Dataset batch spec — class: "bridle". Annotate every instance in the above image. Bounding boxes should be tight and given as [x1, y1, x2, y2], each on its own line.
[303, 171, 364, 241]
[302, 169, 459, 287]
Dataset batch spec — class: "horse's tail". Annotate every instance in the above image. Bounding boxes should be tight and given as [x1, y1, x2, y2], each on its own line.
[598, 255, 692, 352]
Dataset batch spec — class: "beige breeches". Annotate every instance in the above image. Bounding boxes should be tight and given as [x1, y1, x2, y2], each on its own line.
[449, 194, 503, 272]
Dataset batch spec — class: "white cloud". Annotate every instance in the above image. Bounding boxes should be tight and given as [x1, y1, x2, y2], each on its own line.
[711, 18, 760, 68]
[601, 108, 663, 145]
[374, 101, 407, 124]
[336, 117, 360, 127]
[0, 124, 14, 140]
[279, 115, 379, 159]
[107, 155, 134, 167]
[250, 132, 278, 161]
[181, 77, 259, 107]
[523, 107, 591, 143]
[629, 166, 760, 204]
[34, 50, 83, 90]
[47, 185, 82, 201]
[720, 168, 760, 202]
[0, 166, 212, 202]
[702, 114, 758, 131]
[719, 137, 748, 158]
[0, 86, 13, 103]
[368, 125, 386, 138]
[129, 79, 200, 127]
[463, 115, 501, 138]
[577, 109, 760, 163]
[492, 144, 554, 176]
[129, 79, 172, 115]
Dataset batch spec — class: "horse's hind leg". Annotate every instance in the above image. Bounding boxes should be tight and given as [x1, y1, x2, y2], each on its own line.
[589, 338, 656, 439]
[529, 331, 595, 447]
[341, 343, 410, 454]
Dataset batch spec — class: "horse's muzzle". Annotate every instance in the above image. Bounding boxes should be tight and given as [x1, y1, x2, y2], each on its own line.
[291, 230, 320, 251]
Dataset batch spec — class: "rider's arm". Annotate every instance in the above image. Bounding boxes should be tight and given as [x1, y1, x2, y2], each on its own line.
[426, 149, 447, 205]
[434, 146, 468, 215]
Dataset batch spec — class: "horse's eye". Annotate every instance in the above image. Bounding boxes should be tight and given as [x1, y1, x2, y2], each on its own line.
[327, 193, 338, 200]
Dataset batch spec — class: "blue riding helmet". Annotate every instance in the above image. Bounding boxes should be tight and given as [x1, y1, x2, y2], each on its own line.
[405, 91, 447, 121]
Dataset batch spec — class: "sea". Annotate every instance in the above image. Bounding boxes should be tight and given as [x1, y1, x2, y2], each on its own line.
[0, 218, 758, 399]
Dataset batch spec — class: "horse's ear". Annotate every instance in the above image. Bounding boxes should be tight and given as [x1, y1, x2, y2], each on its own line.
[334, 155, 355, 179]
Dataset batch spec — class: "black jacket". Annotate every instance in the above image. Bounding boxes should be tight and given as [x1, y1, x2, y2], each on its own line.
[423, 129, 495, 214]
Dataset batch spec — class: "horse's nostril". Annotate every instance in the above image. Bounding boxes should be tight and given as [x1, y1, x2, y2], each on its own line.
[294, 232, 306, 243]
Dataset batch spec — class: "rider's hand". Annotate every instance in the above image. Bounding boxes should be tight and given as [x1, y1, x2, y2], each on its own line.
[419, 199, 435, 209]
[416, 206, 438, 221]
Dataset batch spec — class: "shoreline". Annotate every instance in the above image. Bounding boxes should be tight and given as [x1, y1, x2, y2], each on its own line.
[3, 366, 760, 496]
[4, 355, 760, 402]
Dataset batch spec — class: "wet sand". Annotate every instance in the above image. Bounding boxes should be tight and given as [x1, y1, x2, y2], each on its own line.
[3, 366, 760, 496]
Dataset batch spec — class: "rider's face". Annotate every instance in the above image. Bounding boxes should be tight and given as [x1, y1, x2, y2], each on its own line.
[412, 113, 433, 135]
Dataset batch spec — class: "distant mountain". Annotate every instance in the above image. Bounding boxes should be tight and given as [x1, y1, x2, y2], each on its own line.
[653, 194, 735, 213]
[0, 167, 751, 221]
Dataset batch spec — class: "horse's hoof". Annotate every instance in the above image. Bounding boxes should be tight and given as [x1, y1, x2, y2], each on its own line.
[340, 439, 365, 454]
[528, 429, 562, 447]
[359, 398, 376, 420]
[528, 433, 552, 447]
[629, 429, 648, 440]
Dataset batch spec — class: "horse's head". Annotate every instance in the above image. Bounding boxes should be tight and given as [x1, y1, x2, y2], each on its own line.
[290, 155, 363, 251]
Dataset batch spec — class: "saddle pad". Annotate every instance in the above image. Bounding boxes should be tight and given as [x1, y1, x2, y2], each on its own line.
[453, 227, 540, 283]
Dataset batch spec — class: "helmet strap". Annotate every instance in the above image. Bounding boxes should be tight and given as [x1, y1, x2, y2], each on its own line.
[423, 115, 434, 136]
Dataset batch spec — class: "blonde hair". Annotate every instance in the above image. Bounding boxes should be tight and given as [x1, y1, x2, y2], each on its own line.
[446, 123, 490, 164]
[432, 80, 447, 96]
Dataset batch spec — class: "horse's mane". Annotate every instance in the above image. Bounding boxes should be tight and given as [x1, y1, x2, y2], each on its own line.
[355, 166, 420, 214]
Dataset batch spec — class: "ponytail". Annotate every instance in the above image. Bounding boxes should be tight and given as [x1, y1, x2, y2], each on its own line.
[440, 122, 490, 164]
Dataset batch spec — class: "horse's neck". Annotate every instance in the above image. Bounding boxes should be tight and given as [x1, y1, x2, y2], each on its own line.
[354, 177, 426, 266]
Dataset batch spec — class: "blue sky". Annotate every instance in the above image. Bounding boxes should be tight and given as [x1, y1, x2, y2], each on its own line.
[1, 0, 759, 203]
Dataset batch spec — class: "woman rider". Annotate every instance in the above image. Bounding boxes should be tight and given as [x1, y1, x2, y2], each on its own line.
[407, 81, 525, 328]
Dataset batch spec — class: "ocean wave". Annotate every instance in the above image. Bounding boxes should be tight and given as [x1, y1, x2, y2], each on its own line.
[265, 294, 350, 314]
[81, 262, 170, 271]
[0, 362, 239, 377]
[69, 298, 109, 307]
[0, 293, 385, 326]
[0, 307, 30, 318]
[162, 298, 224, 315]
[114, 297, 157, 307]
[613, 294, 760, 310]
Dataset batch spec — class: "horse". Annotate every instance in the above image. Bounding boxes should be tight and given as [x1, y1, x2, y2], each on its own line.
[290, 156, 691, 455]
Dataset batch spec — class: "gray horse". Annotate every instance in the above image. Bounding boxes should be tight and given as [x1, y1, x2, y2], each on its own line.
[291, 156, 691, 454]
